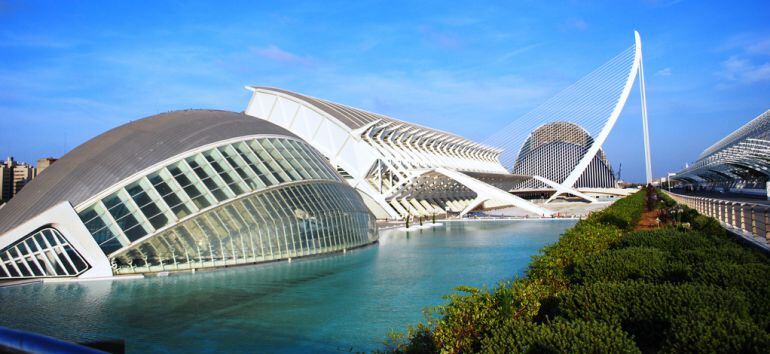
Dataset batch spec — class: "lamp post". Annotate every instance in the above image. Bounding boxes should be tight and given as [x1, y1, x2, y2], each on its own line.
[667, 172, 676, 192]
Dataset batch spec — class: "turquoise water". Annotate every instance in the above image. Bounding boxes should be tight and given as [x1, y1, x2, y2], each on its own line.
[0, 220, 575, 353]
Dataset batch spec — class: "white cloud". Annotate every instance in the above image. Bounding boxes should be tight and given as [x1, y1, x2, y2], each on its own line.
[252, 45, 313, 66]
[655, 67, 672, 77]
[719, 56, 770, 84]
[746, 38, 770, 56]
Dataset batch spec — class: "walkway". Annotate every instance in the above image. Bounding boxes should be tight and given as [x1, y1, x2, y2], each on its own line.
[664, 191, 769, 251]
[669, 189, 770, 206]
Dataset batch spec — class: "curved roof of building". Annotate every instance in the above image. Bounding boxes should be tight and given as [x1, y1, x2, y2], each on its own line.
[698, 109, 770, 159]
[0, 109, 298, 235]
[249, 86, 501, 154]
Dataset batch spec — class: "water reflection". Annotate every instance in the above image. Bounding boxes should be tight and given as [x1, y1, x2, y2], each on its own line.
[0, 220, 575, 353]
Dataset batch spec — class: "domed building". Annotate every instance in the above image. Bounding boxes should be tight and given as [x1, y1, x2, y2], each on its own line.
[0, 110, 377, 280]
[512, 121, 617, 190]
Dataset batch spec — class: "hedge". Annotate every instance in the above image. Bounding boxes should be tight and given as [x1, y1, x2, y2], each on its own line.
[479, 319, 640, 354]
[384, 188, 770, 353]
[554, 281, 752, 351]
[571, 247, 668, 283]
[661, 310, 770, 353]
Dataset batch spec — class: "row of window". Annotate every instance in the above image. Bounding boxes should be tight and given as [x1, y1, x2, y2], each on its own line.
[0, 228, 89, 279]
[112, 181, 377, 273]
[78, 137, 341, 257]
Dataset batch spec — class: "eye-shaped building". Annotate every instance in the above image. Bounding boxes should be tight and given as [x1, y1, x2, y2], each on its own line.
[0, 110, 377, 280]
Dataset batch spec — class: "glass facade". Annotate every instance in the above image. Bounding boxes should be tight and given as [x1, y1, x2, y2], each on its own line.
[75, 136, 377, 274]
[0, 228, 90, 279]
[112, 181, 375, 274]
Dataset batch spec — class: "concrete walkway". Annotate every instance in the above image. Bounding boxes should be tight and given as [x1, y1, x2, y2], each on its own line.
[670, 189, 770, 206]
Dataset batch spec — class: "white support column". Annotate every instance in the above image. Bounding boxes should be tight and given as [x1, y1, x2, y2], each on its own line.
[534, 175, 598, 203]
[638, 30, 653, 184]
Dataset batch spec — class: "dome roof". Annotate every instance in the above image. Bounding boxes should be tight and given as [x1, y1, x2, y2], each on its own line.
[0, 109, 298, 235]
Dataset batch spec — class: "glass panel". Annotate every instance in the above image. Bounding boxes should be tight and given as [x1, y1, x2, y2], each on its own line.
[203, 149, 248, 196]
[0, 228, 90, 279]
[126, 181, 168, 230]
[249, 140, 289, 183]
[148, 171, 192, 218]
[168, 162, 215, 209]
[187, 155, 231, 202]
[234, 141, 277, 186]
[104, 192, 148, 242]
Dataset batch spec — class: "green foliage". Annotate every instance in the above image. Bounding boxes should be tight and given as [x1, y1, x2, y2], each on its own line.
[555, 281, 751, 351]
[528, 221, 623, 289]
[661, 310, 770, 353]
[619, 229, 721, 250]
[383, 324, 436, 354]
[423, 280, 551, 353]
[480, 319, 641, 354]
[527, 191, 646, 289]
[590, 190, 646, 231]
[572, 247, 667, 283]
[385, 188, 770, 353]
[690, 213, 727, 236]
[690, 261, 770, 331]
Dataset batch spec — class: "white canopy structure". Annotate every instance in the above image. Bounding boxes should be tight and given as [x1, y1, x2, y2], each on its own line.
[244, 32, 654, 218]
[485, 31, 653, 202]
[244, 87, 553, 219]
[673, 110, 770, 193]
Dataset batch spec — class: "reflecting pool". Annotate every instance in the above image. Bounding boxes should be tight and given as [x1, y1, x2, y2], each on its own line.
[0, 219, 575, 353]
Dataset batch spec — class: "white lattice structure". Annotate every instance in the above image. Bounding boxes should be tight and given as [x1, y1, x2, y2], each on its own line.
[244, 87, 553, 219]
[674, 110, 770, 192]
[485, 31, 652, 202]
[512, 122, 617, 190]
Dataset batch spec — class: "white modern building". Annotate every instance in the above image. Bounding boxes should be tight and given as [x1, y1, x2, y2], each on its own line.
[512, 121, 617, 191]
[0, 110, 377, 280]
[673, 109, 770, 197]
[244, 87, 554, 220]
[243, 33, 652, 218]
[483, 31, 651, 203]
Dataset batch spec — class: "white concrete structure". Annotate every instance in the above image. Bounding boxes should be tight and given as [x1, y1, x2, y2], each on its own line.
[486, 31, 652, 202]
[673, 110, 770, 196]
[245, 87, 554, 220]
[0, 110, 377, 280]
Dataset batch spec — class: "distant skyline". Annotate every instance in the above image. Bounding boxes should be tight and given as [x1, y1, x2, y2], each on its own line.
[1, 1, 769, 182]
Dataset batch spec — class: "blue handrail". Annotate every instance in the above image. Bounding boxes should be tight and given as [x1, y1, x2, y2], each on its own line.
[0, 326, 106, 353]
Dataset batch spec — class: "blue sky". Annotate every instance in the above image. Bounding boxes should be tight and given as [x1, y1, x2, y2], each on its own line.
[1, 1, 768, 182]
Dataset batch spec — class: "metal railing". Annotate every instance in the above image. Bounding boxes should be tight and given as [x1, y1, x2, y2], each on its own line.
[664, 191, 769, 250]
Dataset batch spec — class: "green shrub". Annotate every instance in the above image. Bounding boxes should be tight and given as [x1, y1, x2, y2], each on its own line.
[690, 261, 770, 330]
[589, 191, 646, 231]
[675, 246, 765, 265]
[690, 214, 727, 237]
[480, 319, 641, 354]
[555, 281, 751, 351]
[383, 324, 436, 354]
[619, 229, 767, 267]
[528, 221, 623, 288]
[571, 247, 668, 283]
[407, 280, 552, 353]
[618, 229, 722, 250]
[661, 310, 770, 353]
